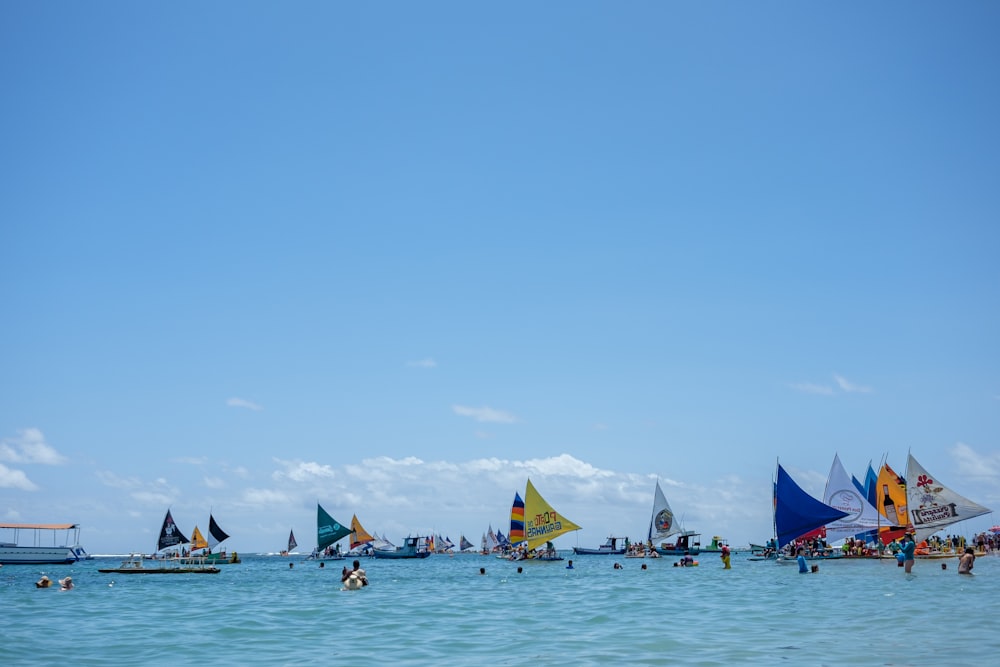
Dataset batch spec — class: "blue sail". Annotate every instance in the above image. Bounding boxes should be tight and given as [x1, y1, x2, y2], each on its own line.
[774, 464, 849, 548]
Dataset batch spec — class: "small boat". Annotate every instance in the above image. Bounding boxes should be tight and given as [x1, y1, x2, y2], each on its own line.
[280, 529, 298, 556]
[573, 536, 627, 555]
[700, 536, 732, 553]
[0, 522, 90, 564]
[198, 514, 240, 564]
[98, 553, 221, 574]
[772, 463, 849, 556]
[505, 479, 582, 562]
[373, 535, 432, 559]
[646, 480, 702, 555]
[307, 503, 351, 561]
[348, 514, 375, 556]
[654, 530, 702, 556]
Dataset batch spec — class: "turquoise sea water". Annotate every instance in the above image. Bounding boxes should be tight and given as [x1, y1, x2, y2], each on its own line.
[3, 552, 997, 666]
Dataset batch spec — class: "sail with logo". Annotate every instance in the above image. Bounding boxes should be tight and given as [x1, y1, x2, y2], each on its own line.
[157, 509, 190, 553]
[312, 503, 351, 560]
[507, 479, 581, 560]
[822, 454, 891, 543]
[905, 453, 990, 543]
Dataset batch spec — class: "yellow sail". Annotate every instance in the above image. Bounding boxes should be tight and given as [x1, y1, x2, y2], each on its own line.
[875, 463, 909, 527]
[350, 514, 373, 550]
[190, 525, 208, 551]
[524, 478, 582, 551]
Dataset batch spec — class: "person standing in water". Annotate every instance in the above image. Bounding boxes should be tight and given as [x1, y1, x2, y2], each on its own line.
[721, 544, 731, 569]
[958, 547, 975, 575]
[899, 533, 916, 574]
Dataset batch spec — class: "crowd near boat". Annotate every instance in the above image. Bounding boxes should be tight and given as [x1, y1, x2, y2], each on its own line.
[6, 453, 998, 575]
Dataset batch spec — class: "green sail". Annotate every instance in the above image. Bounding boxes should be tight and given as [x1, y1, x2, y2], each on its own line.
[317, 503, 351, 551]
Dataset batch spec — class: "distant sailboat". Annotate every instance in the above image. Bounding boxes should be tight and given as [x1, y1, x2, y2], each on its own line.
[507, 479, 581, 561]
[190, 526, 209, 552]
[647, 479, 700, 555]
[282, 529, 298, 556]
[312, 503, 351, 560]
[773, 463, 849, 549]
[203, 513, 239, 564]
[822, 454, 890, 543]
[459, 535, 474, 552]
[350, 514, 374, 554]
[157, 509, 190, 555]
[905, 453, 991, 543]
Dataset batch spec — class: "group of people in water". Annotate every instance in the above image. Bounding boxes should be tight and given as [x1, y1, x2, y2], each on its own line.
[34, 575, 72, 590]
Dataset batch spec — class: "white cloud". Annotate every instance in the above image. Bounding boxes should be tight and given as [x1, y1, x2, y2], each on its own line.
[242, 488, 292, 506]
[452, 404, 518, 423]
[951, 442, 1000, 478]
[790, 374, 873, 395]
[227, 397, 263, 411]
[0, 428, 68, 465]
[203, 476, 226, 489]
[272, 459, 336, 483]
[406, 358, 437, 368]
[834, 374, 872, 393]
[0, 463, 38, 490]
[229, 466, 251, 479]
[172, 456, 208, 465]
[96, 471, 144, 489]
[131, 490, 174, 506]
[790, 382, 835, 395]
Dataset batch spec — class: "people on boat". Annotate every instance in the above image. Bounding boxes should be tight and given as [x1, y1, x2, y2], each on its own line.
[36, 575, 52, 588]
[958, 547, 975, 575]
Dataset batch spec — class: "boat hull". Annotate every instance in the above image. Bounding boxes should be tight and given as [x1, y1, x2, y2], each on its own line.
[373, 549, 431, 559]
[0, 545, 88, 565]
[98, 555, 221, 573]
[572, 547, 625, 555]
[98, 567, 221, 574]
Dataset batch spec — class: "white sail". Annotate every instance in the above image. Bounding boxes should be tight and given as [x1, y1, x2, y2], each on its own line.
[905, 453, 990, 543]
[823, 454, 889, 543]
[484, 524, 499, 552]
[647, 480, 681, 543]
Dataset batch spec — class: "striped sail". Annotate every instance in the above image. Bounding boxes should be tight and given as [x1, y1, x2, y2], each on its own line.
[509, 492, 526, 546]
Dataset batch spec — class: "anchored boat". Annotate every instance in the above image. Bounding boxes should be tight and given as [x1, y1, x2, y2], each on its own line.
[0, 522, 90, 565]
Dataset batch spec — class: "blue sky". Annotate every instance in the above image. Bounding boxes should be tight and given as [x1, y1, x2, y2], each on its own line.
[2, 2, 998, 554]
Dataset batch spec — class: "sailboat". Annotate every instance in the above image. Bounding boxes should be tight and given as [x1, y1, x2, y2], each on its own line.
[822, 454, 890, 546]
[310, 503, 351, 560]
[349, 514, 374, 556]
[905, 452, 991, 545]
[773, 463, 849, 557]
[506, 479, 581, 561]
[156, 508, 190, 556]
[202, 514, 239, 564]
[459, 535, 475, 552]
[98, 509, 220, 574]
[281, 529, 298, 556]
[648, 479, 700, 555]
[874, 460, 909, 544]
[190, 525, 208, 553]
